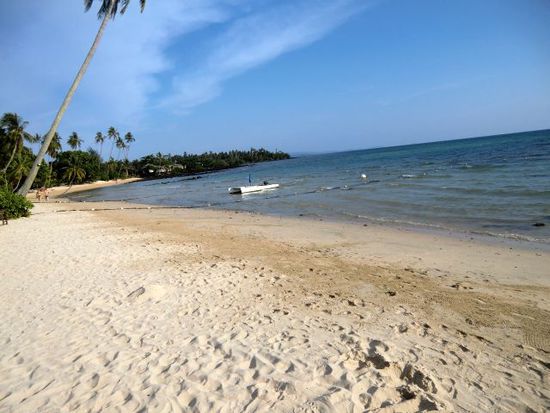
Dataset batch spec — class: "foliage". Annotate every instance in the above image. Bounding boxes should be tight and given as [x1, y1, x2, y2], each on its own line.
[85, 0, 147, 19]
[133, 148, 290, 178]
[67, 132, 83, 150]
[53, 150, 101, 184]
[0, 113, 36, 175]
[33, 161, 51, 189]
[1, 112, 290, 191]
[63, 164, 86, 186]
[17, 0, 147, 196]
[2, 147, 35, 192]
[45, 133, 63, 158]
[0, 188, 33, 219]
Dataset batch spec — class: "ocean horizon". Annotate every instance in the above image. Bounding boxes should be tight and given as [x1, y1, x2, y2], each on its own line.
[71, 129, 550, 243]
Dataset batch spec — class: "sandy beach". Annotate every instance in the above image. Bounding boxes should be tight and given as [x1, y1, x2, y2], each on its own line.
[28, 177, 143, 201]
[1, 200, 549, 412]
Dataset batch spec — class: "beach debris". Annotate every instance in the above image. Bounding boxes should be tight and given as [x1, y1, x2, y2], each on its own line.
[386, 291, 397, 297]
[449, 282, 473, 290]
[127, 286, 145, 299]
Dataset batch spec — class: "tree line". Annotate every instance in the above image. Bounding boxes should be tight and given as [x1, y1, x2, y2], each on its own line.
[0, 112, 289, 192]
[16, 0, 148, 195]
[8, 1, 290, 195]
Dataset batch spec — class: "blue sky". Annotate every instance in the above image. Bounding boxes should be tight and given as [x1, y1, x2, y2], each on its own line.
[1, 0, 549, 157]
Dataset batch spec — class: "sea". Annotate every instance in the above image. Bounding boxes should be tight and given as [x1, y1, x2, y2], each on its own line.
[70, 129, 550, 243]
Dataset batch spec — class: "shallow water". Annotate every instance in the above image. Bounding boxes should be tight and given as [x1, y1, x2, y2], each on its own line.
[71, 129, 550, 243]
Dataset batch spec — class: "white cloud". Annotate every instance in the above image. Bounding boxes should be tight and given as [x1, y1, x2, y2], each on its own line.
[0, 0, 369, 147]
[0, 0, 240, 138]
[163, 0, 369, 112]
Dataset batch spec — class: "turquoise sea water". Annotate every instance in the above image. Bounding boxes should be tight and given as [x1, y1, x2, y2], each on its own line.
[71, 130, 550, 243]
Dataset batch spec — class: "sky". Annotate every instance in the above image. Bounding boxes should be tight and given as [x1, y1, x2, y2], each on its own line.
[0, 0, 549, 157]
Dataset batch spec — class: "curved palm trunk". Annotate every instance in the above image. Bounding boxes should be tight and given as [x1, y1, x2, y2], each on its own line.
[1, 143, 18, 175]
[17, 2, 114, 196]
[109, 140, 115, 160]
[14, 174, 24, 192]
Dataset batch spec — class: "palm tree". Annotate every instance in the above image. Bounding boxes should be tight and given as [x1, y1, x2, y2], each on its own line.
[124, 132, 135, 160]
[46, 133, 63, 159]
[0, 113, 35, 175]
[115, 136, 126, 160]
[67, 132, 83, 150]
[17, 0, 147, 196]
[63, 163, 86, 187]
[10, 152, 32, 191]
[44, 133, 62, 187]
[107, 126, 119, 160]
[95, 132, 105, 160]
[115, 137, 127, 178]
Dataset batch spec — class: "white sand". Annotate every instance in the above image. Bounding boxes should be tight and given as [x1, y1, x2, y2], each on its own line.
[28, 177, 143, 201]
[0, 202, 549, 412]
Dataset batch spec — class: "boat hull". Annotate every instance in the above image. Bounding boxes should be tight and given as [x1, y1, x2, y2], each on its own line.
[228, 184, 280, 194]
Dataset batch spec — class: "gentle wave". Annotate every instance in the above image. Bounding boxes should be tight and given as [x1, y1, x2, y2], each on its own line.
[71, 129, 550, 243]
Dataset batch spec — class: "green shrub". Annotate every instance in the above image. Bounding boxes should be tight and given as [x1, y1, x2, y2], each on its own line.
[0, 188, 33, 219]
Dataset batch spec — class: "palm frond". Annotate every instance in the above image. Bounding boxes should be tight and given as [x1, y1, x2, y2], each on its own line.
[84, 0, 145, 19]
[120, 0, 131, 14]
[83, 0, 95, 12]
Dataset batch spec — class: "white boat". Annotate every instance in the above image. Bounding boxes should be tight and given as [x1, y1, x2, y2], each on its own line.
[228, 183, 280, 194]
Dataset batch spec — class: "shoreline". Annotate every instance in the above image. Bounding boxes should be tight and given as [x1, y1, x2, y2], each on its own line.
[1, 201, 549, 411]
[56, 178, 550, 246]
[48, 193, 550, 253]
[27, 177, 143, 200]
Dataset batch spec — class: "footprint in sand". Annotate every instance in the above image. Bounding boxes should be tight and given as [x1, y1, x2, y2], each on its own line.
[127, 284, 174, 302]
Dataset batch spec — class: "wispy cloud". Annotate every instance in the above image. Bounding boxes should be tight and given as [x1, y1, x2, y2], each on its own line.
[162, 0, 370, 112]
[0, 0, 370, 148]
[0, 0, 241, 135]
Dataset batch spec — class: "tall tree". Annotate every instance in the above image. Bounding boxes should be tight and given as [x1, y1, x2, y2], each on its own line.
[63, 162, 86, 187]
[17, 0, 147, 195]
[10, 152, 33, 191]
[0, 113, 35, 175]
[95, 132, 105, 160]
[44, 133, 62, 187]
[46, 133, 63, 159]
[124, 132, 135, 160]
[115, 136, 126, 160]
[107, 126, 119, 160]
[67, 132, 83, 150]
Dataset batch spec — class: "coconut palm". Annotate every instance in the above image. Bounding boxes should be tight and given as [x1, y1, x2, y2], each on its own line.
[67, 132, 83, 150]
[124, 132, 135, 160]
[107, 126, 119, 160]
[0, 113, 35, 175]
[95, 132, 105, 160]
[63, 162, 86, 187]
[46, 133, 63, 159]
[18, 0, 147, 195]
[10, 152, 33, 191]
[115, 137, 126, 160]
[44, 133, 62, 187]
